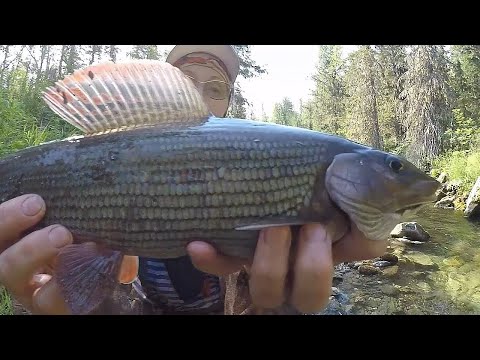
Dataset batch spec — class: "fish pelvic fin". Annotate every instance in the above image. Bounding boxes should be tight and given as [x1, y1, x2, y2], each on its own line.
[54, 242, 123, 315]
[41, 60, 211, 135]
[118, 255, 139, 285]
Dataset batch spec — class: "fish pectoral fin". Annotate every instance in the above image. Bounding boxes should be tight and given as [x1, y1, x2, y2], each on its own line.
[118, 255, 139, 285]
[54, 242, 123, 315]
[235, 219, 310, 231]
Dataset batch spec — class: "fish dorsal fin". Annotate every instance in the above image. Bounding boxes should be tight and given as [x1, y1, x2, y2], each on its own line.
[41, 60, 210, 135]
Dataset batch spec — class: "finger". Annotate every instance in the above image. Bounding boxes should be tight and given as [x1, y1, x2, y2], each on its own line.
[8, 274, 53, 313]
[187, 241, 247, 276]
[332, 222, 388, 265]
[0, 194, 46, 249]
[32, 276, 71, 315]
[291, 224, 333, 314]
[0, 224, 72, 299]
[249, 226, 291, 309]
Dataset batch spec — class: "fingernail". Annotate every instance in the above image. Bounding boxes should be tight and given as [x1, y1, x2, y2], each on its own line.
[33, 274, 51, 285]
[21, 195, 45, 216]
[48, 226, 72, 248]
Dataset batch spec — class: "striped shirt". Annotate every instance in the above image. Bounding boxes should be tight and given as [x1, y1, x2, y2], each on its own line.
[134, 256, 222, 313]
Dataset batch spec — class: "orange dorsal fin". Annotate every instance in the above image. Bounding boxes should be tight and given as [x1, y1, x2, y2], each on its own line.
[41, 60, 210, 135]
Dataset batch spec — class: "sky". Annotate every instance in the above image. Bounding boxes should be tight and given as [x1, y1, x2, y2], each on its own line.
[120, 45, 358, 118]
[238, 45, 357, 118]
[240, 45, 319, 117]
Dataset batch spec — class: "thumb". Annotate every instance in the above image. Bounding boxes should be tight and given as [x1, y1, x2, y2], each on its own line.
[32, 275, 71, 315]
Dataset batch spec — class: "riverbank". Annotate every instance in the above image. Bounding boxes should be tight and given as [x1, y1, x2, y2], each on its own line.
[431, 149, 480, 219]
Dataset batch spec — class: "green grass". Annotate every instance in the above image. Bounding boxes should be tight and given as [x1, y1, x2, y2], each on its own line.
[0, 91, 78, 316]
[0, 118, 77, 158]
[432, 149, 480, 195]
[0, 88, 78, 158]
[0, 286, 14, 315]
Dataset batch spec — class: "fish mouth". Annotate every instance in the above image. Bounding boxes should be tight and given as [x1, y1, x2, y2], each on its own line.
[393, 179, 440, 215]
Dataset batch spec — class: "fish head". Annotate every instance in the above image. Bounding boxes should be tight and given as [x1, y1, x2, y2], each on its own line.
[325, 149, 441, 241]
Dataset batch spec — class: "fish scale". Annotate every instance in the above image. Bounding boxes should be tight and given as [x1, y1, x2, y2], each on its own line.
[0, 123, 331, 259]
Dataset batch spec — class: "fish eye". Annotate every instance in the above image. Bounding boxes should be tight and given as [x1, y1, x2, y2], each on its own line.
[389, 158, 403, 172]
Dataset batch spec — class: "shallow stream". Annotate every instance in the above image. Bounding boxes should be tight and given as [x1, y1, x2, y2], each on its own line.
[324, 206, 480, 315]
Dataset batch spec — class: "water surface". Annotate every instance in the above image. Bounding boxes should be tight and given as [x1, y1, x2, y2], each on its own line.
[330, 206, 480, 315]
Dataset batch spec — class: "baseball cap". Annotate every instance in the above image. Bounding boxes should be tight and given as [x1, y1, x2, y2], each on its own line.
[166, 45, 240, 83]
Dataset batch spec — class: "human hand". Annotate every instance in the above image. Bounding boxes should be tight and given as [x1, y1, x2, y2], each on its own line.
[186, 222, 388, 314]
[0, 194, 73, 315]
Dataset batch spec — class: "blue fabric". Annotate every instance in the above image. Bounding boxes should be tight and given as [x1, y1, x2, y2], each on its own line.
[137, 256, 222, 312]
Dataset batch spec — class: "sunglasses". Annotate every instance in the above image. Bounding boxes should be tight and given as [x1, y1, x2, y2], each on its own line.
[184, 75, 233, 101]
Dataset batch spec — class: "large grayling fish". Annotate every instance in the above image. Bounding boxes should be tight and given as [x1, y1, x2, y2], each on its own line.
[0, 60, 440, 314]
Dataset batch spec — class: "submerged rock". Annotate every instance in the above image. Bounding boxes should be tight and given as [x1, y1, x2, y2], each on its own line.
[372, 253, 398, 268]
[458, 262, 477, 273]
[406, 307, 424, 315]
[403, 252, 436, 268]
[358, 265, 381, 275]
[380, 284, 399, 296]
[446, 274, 462, 293]
[376, 298, 398, 314]
[348, 261, 365, 269]
[332, 275, 343, 287]
[378, 253, 399, 265]
[331, 287, 349, 304]
[416, 281, 431, 292]
[442, 256, 464, 267]
[372, 260, 392, 268]
[382, 265, 399, 277]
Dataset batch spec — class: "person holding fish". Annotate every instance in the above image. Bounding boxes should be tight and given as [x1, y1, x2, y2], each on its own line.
[0, 45, 406, 315]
